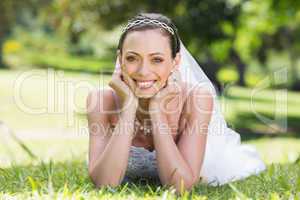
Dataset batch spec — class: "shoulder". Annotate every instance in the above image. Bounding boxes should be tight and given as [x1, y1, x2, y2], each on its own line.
[183, 82, 214, 115]
[86, 87, 117, 113]
[180, 81, 213, 101]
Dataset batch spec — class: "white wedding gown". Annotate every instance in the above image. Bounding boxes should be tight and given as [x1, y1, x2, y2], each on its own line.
[195, 111, 266, 186]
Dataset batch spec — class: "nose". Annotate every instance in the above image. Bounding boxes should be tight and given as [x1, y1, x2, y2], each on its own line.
[137, 60, 151, 76]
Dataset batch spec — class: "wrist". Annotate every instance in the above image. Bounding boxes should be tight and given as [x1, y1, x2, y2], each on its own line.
[150, 111, 167, 123]
[120, 111, 136, 121]
[150, 115, 170, 135]
[149, 100, 160, 114]
[115, 120, 135, 140]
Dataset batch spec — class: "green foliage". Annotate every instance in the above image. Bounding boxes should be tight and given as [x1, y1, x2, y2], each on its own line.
[209, 40, 232, 62]
[217, 67, 239, 83]
[5, 27, 114, 72]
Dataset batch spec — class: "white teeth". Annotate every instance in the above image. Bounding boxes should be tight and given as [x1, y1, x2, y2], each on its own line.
[136, 80, 156, 89]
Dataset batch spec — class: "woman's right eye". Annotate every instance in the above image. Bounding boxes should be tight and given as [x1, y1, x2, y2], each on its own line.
[126, 56, 135, 62]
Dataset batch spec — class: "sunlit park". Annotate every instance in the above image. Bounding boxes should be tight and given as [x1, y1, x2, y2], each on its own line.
[0, 0, 300, 199]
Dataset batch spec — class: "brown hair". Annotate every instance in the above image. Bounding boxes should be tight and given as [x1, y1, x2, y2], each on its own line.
[117, 13, 181, 58]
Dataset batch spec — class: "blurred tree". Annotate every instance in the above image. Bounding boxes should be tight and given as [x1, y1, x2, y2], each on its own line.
[0, 0, 51, 68]
[59, 0, 241, 91]
[0, 0, 13, 68]
[234, 0, 300, 90]
[258, 0, 300, 90]
[171, 0, 241, 90]
[11, 0, 300, 90]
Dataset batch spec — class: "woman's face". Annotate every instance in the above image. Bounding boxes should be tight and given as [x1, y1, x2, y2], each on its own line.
[119, 29, 180, 98]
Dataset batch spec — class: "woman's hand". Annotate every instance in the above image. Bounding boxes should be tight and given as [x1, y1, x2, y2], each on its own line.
[108, 64, 138, 117]
[149, 68, 182, 118]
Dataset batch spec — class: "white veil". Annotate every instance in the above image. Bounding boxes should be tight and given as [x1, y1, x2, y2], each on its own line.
[113, 40, 266, 186]
[178, 41, 266, 185]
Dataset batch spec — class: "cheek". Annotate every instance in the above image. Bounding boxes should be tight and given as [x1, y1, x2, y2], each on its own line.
[158, 71, 169, 82]
[155, 70, 171, 89]
[157, 64, 173, 81]
[123, 64, 136, 74]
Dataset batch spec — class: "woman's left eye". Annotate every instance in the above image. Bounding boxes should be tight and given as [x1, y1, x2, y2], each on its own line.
[152, 58, 163, 63]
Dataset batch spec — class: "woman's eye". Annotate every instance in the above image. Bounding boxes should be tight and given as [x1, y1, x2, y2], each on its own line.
[126, 56, 135, 62]
[153, 58, 163, 63]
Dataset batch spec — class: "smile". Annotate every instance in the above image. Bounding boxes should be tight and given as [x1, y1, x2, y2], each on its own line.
[134, 79, 157, 89]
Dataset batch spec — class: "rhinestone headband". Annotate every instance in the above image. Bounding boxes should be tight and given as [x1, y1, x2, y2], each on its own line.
[122, 19, 175, 35]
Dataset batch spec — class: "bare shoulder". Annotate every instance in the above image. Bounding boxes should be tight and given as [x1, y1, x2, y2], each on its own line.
[183, 82, 214, 115]
[86, 88, 118, 138]
[86, 88, 117, 114]
[180, 81, 213, 100]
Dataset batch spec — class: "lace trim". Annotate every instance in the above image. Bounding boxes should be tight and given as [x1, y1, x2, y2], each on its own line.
[125, 146, 159, 179]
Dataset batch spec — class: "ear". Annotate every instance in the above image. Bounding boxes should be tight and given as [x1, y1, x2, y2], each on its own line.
[173, 52, 181, 70]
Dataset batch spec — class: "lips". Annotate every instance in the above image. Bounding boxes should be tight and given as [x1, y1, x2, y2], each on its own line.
[134, 79, 157, 89]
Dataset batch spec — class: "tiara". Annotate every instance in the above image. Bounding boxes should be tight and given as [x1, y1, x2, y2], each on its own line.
[122, 19, 175, 35]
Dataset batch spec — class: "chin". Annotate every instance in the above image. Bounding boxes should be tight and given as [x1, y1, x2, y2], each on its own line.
[134, 90, 157, 98]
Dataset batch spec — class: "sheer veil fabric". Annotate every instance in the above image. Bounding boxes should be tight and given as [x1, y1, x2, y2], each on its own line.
[114, 40, 266, 186]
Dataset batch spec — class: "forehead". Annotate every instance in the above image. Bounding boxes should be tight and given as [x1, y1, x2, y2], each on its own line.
[123, 29, 171, 54]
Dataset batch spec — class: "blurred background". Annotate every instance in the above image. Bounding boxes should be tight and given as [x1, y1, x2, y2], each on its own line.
[0, 0, 300, 186]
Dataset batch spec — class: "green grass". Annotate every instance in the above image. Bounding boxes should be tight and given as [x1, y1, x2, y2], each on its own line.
[0, 154, 299, 199]
[0, 69, 110, 130]
[1, 69, 300, 199]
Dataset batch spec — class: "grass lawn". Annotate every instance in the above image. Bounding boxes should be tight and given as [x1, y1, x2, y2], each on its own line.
[0, 69, 300, 199]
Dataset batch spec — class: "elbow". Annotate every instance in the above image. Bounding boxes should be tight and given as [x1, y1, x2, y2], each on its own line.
[180, 176, 198, 192]
[185, 176, 199, 191]
[88, 168, 121, 188]
[164, 175, 199, 194]
[177, 178, 198, 194]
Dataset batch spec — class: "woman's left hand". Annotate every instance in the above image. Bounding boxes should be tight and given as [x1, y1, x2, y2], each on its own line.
[149, 68, 182, 118]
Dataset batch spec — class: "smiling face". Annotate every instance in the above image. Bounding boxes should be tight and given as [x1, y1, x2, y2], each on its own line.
[119, 29, 180, 98]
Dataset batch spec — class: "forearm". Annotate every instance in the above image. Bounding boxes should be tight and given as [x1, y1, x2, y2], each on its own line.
[89, 115, 135, 187]
[151, 114, 195, 191]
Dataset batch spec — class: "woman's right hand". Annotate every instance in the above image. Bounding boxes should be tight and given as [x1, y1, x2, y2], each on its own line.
[108, 66, 138, 117]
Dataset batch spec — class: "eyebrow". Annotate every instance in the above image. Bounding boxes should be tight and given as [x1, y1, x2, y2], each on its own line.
[126, 51, 165, 56]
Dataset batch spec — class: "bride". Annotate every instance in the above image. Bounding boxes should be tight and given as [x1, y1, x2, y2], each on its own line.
[86, 13, 266, 194]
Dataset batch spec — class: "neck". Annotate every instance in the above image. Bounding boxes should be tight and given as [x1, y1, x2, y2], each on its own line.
[136, 98, 151, 120]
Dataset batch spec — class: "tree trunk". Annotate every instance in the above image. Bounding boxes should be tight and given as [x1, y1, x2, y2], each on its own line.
[0, 37, 5, 68]
[290, 51, 300, 91]
[230, 49, 246, 86]
[202, 54, 222, 93]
